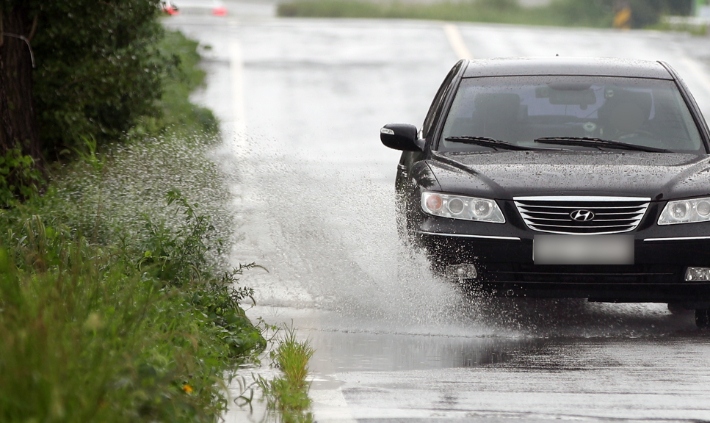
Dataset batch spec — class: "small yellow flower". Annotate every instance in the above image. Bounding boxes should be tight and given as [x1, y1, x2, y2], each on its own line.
[182, 384, 193, 394]
[83, 312, 103, 332]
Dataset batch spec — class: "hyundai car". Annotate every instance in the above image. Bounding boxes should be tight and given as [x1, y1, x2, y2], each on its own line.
[380, 57, 710, 328]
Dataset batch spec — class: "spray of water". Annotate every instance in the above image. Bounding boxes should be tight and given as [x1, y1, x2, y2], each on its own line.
[49, 133, 239, 272]
[216, 133, 463, 324]
[219, 130, 692, 339]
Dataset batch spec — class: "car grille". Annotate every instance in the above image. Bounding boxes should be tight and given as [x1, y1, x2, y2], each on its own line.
[513, 196, 650, 235]
[481, 264, 679, 285]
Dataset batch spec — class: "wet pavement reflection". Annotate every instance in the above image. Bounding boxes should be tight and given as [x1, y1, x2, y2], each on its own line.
[245, 302, 710, 421]
[307, 331, 537, 373]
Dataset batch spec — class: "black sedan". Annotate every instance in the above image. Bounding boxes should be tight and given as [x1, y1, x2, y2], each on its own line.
[381, 57, 710, 328]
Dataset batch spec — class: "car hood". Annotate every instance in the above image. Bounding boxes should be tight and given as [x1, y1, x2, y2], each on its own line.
[428, 151, 710, 201]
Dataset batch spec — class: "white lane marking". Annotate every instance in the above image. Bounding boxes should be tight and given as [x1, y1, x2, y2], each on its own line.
[306, 313, 356, 422]
[310, 386, 357, 423]
[682, 57, 710, 96]
[443, 23, 473, 60]
[229, 23, 246, 137]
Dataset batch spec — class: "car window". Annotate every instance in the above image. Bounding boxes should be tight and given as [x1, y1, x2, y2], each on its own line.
[423, 62, 462, 138]
[438, 76, 705, 153]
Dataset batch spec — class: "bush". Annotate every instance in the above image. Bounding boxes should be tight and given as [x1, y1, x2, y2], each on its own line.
[0, 26, 262, 421]
[0, 149, 44, 208]
[0, 191, 264, 422]
[2, 1, 217, 160]
[131, 30, 218, 137]
[28, 0, 165, 157]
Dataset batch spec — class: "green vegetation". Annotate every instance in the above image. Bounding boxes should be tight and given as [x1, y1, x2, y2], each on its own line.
[263, 326, 315, 423]
[0, 206, 262, 421]
[29, 0, 166, 157]
[132, 30, 218, 137]
[277, 0, 693, 29]
[2, 0, 164, 162]
[0, 149, 44, 208]
[238, 325, 315, 423]
[2, 0, 221, 166]
[0, 27, 265, 422]
[653, 18, 709, 35]
[277, 0, 607, 27]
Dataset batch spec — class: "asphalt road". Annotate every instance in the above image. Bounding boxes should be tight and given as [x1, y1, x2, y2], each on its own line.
[165, 5, 710, 422]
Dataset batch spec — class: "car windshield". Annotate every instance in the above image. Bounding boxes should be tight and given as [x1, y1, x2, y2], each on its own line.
[438, 76, 705, 153]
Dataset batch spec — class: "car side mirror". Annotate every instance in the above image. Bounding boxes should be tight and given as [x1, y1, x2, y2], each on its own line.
[380, 124, 423, 151]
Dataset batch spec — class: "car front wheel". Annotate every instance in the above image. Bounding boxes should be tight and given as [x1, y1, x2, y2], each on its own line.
[695, 308, 710, 329]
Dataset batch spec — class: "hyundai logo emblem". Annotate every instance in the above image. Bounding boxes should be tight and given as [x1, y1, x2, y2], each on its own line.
[570, 210, 595, 222]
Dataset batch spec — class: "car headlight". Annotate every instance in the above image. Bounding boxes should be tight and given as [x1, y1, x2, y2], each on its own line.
[421, 192, 505, 223]
[658, 197, 710, 225]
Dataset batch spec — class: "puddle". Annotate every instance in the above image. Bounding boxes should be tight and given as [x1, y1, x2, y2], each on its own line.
[306, 330, 542, 373]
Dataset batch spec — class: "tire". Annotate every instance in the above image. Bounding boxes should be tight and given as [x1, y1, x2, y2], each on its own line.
[668, 302, 687, 315]
[395, 195, 419, 247]
[695, 308, 710, 329]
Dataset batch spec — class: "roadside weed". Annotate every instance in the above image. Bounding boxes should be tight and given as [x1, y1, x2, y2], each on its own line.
[274, 325, 314, 390]
[0, 149, 44, 208]
[261, 324, 316, 423]
[0, 190, 265, 421]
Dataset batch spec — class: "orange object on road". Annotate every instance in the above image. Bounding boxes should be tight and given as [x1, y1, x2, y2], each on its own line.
[162, 2, 180, 15]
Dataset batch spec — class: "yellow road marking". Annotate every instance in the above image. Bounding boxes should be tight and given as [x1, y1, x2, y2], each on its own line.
[443, 24, 473, 60]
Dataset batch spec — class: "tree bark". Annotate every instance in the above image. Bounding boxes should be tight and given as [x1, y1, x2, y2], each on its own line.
[0, 5, 43, 165]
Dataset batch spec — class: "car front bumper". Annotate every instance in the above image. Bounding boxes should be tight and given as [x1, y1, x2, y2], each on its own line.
[417, 230, 710, 304]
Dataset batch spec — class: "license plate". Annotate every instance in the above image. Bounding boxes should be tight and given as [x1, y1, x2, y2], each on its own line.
[533, 235, 634, 265]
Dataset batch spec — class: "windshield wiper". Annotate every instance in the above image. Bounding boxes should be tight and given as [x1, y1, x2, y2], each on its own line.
[445, 136, 544, 151]
[534, 137, 670, 153]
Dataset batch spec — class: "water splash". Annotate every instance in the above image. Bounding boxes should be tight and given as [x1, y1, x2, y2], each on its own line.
[49, 133, 238, 272]
[218, 132, 465, 327]
[219, 130, 693, 339]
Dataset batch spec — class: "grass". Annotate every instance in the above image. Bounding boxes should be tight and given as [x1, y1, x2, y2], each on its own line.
[652, 19, 709, 36]
[0, 193, 265, 421]
[0, 29, 266, 422]
[236, 325, 315, 422]
[131, 29, 218, 137]
[277, 0, 613, 28]
[265, 326, 315, 422]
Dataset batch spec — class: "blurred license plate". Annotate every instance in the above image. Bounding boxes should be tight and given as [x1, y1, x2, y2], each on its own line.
[533, 235, 634, 265]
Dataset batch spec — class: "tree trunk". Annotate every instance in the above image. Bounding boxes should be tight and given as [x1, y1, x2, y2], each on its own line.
[0, 6, 43, 165]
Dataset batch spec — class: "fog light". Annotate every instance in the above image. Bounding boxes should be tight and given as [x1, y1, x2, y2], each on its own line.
[686, 267, 710, 281]
[448, 198, 464, 214]
[446, 263, 477, 280]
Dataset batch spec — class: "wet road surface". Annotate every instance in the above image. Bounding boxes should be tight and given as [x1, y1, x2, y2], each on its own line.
[164, 6, 710, 421]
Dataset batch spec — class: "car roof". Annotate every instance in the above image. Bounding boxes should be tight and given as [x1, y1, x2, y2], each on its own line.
[462, 57, 673, 80]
